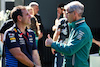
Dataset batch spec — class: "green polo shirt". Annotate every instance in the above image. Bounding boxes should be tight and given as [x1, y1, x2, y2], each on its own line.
[51, 18, 93, 67]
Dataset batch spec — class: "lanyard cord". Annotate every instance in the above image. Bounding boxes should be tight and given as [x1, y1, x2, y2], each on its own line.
[20, 32, 29, 41]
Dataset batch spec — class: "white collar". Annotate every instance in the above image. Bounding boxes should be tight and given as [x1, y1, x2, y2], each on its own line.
[75, 20, 85, 25]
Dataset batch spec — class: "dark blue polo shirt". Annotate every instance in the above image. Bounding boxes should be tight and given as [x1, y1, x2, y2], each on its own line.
[3, 25, 37, 67]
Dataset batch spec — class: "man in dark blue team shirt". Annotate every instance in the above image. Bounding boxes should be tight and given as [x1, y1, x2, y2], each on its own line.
[3, 5, 41, 67]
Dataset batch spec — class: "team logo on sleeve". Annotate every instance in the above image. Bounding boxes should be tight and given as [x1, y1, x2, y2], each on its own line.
[8, 33, 16, 43]
[10, 37, 16, 40]
[76, 30, 84, 40]
[11, 39, 16, 43]
[8, 33, 14, 36]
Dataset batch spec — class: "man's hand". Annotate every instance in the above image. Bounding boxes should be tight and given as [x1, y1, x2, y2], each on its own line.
[95, 40, 100, 47]
[51, 48, 56, 54]
[45, 34, 53, 47]
[92, 38, 100, 47]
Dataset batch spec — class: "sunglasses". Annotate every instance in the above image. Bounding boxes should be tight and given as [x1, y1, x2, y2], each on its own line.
[66, 11, 74, 15]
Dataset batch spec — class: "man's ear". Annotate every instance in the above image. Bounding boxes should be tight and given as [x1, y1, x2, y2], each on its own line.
[17, 15, 22, 22]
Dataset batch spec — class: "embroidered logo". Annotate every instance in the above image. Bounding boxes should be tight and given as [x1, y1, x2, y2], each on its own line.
[8, 33, 16, 43]
[10, 37, 16, 40]
[18, 34, 22, 37]
[8, 33, 14, 36]
[14, 28, 17, 32]
[76, 30, 84, 40]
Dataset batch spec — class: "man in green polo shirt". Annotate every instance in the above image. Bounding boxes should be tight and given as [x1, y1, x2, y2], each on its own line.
[45, 1, 93, 67]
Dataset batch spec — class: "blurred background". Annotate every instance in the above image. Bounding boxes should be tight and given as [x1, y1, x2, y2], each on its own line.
[0, 0, 100, 67]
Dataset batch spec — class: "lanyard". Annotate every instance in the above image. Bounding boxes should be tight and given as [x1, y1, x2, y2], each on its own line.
[20, 32, 29, 41]
[14, 27, 29, 41]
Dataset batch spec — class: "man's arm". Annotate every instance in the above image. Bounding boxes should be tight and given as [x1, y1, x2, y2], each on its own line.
[36, 22, 43, 39]
[0, 33, 4, 42]
[32, 50, 41, 67]
[9, 47, 34, 67]
[52, 19, 59, 31]
[53, 29, 60, 41]
[92, 38, 100, 47]
[46, 28, 93, 56]
[51, 29, 61, 54]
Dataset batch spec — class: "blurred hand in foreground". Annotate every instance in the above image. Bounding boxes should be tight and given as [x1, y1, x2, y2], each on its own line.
[45, 34, 53, 47]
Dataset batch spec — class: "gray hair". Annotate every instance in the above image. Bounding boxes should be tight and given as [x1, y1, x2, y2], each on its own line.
[64, 1, 84, 16]
[29, 2, 39, 7]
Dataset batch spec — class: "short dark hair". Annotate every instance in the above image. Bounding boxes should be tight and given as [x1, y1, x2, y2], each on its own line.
[10, 5, 26, 23]
[58, 3, 66, 10]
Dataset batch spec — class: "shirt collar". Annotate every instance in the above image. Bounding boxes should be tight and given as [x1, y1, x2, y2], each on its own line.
[69, 17, 85, 28]
[14, 24, 28, 34]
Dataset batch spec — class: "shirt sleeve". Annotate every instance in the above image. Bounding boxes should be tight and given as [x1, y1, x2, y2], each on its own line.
[51, 27, 92, 56]
[0, 23, 7, 33]
[4, 32, 20, 49]
[57, 20, 63, 29]
[0, 19, 14, 34]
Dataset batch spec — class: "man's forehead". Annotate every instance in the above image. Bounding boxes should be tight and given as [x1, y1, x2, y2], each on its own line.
[21, 9, 27, 11]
